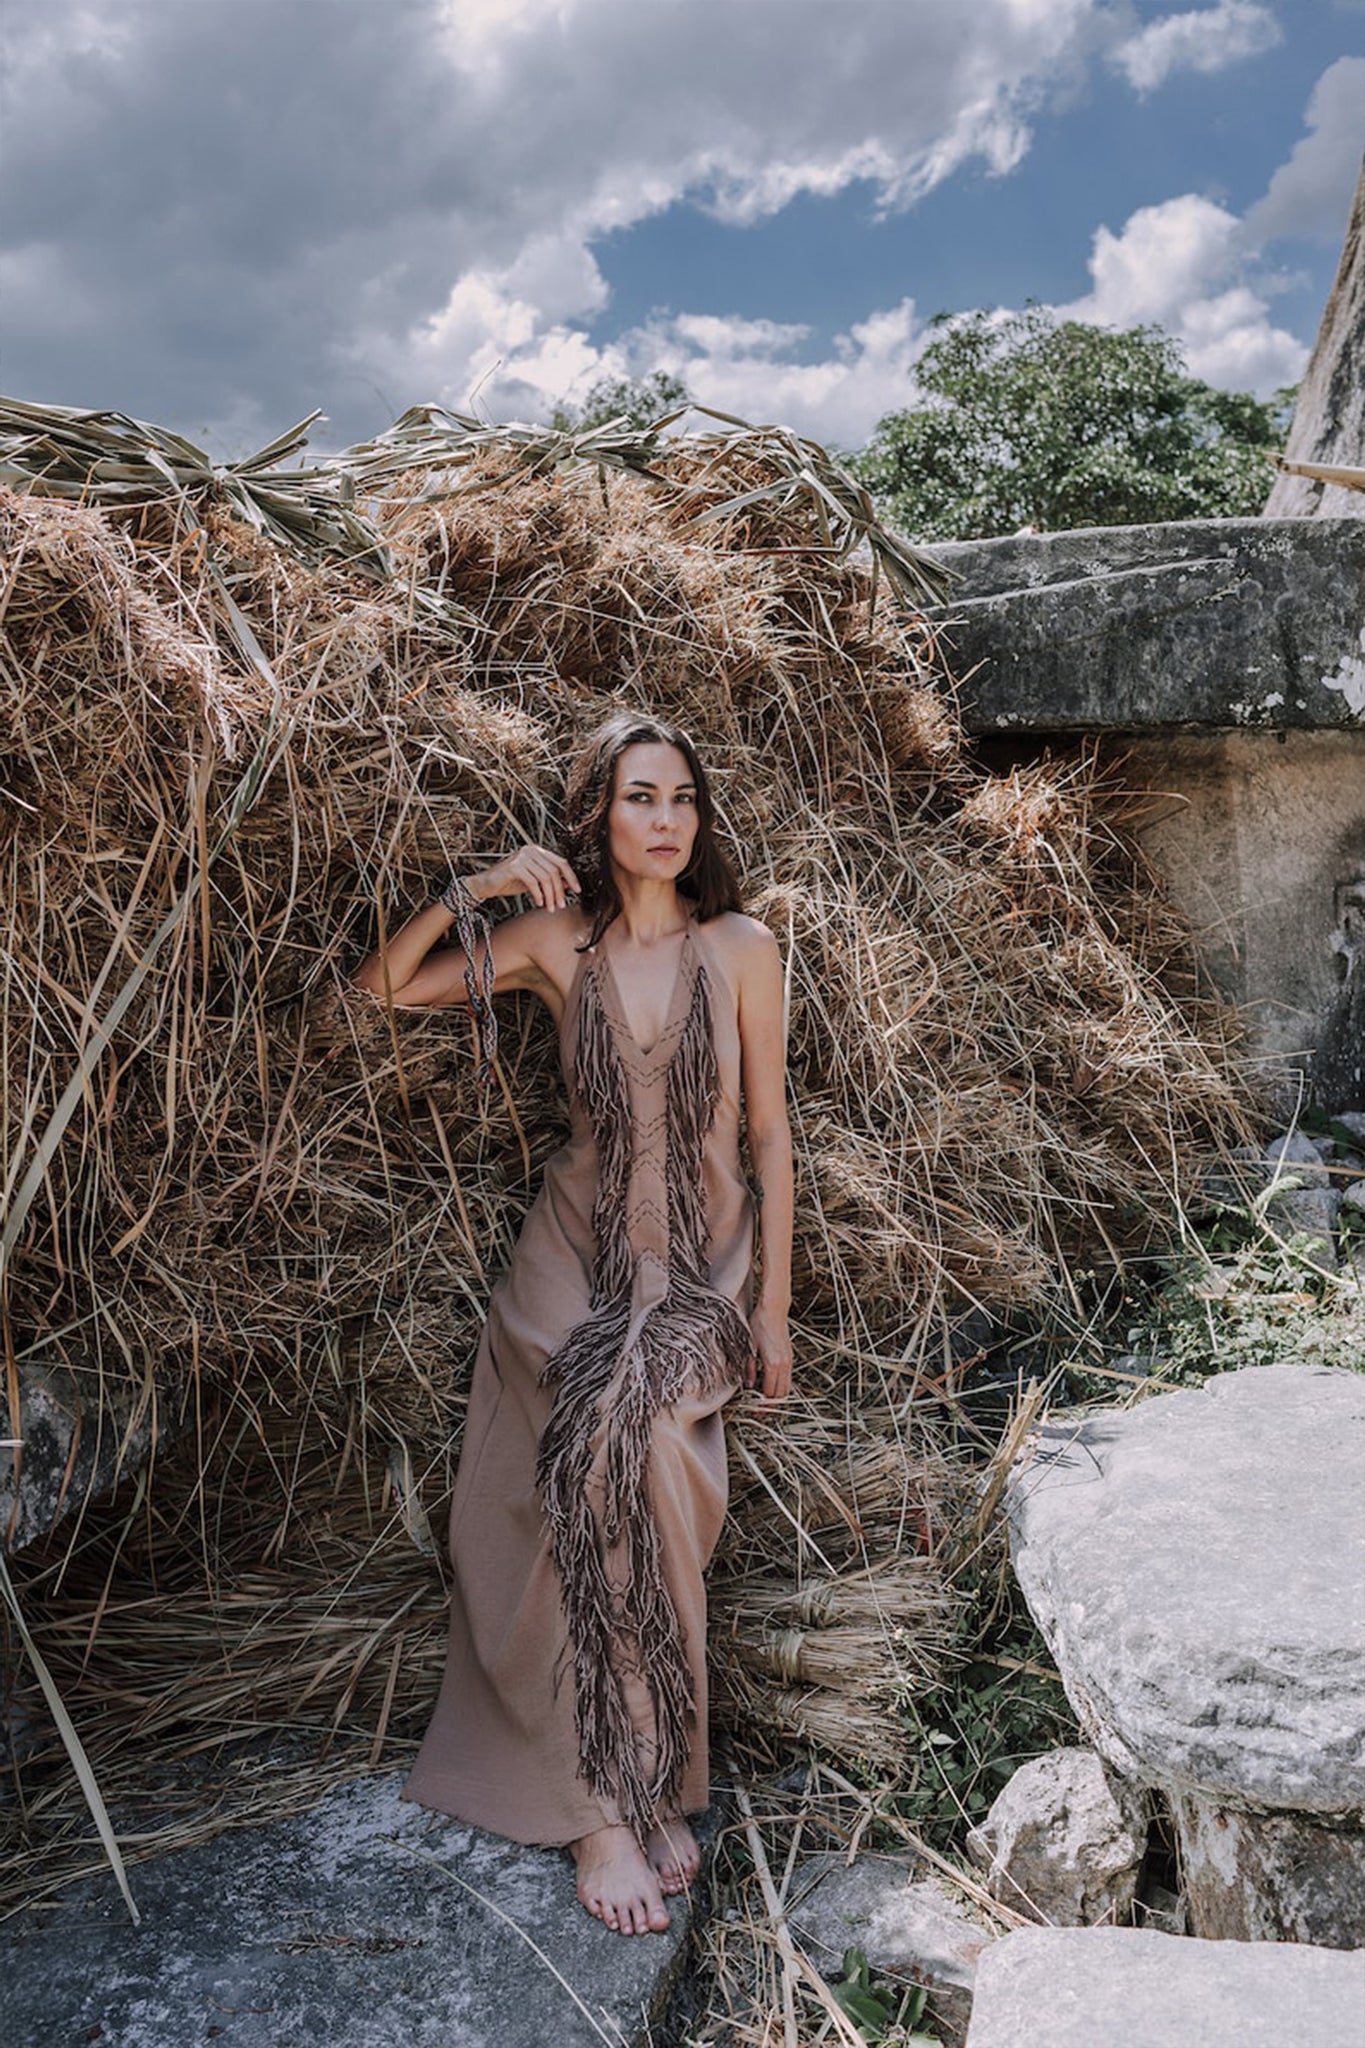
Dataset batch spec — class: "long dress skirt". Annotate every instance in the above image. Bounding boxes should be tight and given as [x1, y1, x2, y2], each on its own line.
[403, 914, 754, 1846]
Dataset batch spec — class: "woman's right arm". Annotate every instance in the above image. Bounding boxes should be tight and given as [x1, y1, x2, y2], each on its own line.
[351, 845, 580, 1008]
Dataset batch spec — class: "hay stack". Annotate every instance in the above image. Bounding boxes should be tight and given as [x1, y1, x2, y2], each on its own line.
[0, 410, 1249, 1904]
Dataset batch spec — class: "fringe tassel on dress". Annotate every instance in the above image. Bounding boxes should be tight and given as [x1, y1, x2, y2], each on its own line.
[536, 949, 752, 1841]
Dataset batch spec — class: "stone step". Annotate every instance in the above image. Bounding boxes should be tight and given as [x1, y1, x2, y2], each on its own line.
[0, 1772, 709, 2048]
[964, 1925, 1365, 2048]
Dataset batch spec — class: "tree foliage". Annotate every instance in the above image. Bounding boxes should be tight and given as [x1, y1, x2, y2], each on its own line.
[551, 369, 689, 435]
[850, 307, 1293, 540]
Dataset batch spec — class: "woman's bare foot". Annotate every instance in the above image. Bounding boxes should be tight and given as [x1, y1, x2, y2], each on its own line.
[570, 1824, 671, 1935]
[644, 1815, 701, 1895]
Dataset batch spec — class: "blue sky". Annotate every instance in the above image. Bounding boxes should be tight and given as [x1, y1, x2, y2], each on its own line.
[1, 0, 1361, 457]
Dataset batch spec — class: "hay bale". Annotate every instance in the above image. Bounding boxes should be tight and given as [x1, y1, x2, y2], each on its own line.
[0, 416, 1252, 1906]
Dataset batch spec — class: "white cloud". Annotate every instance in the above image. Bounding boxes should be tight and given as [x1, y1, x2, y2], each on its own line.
[1055, 56, 1362, 395]
[1244, 55, 1365, 244]
[0, 0, 1345, 455]
[671, 314, 812, 358]
[1112, 1, 1281, 94]
[380, 287, 928, 451]
[647, 300, 928, 446]
[1058, 192, 1307, 390]
[0, 0, 1098, 447]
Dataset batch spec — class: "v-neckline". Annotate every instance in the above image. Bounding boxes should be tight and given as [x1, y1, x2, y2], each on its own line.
[596, 918, 694, 1060]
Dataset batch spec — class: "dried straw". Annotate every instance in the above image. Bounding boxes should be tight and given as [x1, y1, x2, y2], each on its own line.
[0, 408, 1253, 1912]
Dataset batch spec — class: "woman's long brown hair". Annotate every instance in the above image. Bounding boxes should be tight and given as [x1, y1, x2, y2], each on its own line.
[561, 712, 742, 949]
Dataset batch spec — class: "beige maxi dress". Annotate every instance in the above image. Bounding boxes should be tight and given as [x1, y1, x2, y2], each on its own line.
[403, 911, 755, 1845]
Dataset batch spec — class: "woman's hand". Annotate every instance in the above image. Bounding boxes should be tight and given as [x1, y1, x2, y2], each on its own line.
[746, 1302, 792, 1402]
[473, 843, 581, 913]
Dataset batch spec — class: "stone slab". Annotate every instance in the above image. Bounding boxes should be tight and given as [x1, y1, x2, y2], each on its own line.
[1172, 1788, 1365, 1946]
[0, 1772, 709, 2048]
[1007, 1365, 1365, 1816]
[924, 518, 1365, 733]
[963, 1925, 1365, 2048]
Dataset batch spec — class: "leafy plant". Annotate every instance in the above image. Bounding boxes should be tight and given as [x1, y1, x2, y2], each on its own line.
[850, 306, 1293, 540]
[551, 368, 690, 434]
[1118, 1226, 1365, 1383]
[894, 1586, 1079, 1851]
[831, 1946, 942, 2046]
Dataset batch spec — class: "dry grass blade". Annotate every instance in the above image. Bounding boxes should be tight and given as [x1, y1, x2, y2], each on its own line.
[0, 1550, 140, 1925]
[0, 395, 386, 578]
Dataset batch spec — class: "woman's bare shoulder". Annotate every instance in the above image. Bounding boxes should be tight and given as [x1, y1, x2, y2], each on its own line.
[703, 911, 779, 963]
[514, 905, 595, 998]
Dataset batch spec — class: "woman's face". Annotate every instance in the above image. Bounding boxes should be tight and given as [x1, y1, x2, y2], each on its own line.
[606, 741, 700, 888]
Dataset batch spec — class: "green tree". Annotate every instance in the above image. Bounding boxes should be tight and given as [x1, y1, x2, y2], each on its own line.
[551, 369, 689, 435]
[851, 307, 1293, 540]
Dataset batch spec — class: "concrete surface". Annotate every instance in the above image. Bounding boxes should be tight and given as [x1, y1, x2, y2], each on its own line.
[0, 1772, 712, 2048]
[963, 1925, 1365, 2048]
[1109, 729, 1365, 1082]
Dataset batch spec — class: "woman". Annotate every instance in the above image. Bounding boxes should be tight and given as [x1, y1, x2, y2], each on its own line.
[354, 711, 793, 1937]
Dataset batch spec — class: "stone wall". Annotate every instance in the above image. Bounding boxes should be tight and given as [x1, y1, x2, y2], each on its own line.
[931, 517, 1365, 1102]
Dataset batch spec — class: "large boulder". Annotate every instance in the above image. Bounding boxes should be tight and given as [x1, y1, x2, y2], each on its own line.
[1006, 1366, 1365, 1944]
[1264, 160, 1365, 521]
[964, 1925, 1365, 2048]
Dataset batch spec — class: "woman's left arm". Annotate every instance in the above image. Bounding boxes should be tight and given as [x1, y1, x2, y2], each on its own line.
[737, 922, 794, 1402]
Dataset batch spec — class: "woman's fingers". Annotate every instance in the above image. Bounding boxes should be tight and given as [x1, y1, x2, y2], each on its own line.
[760, 1358, 792, 1401]
[519, 846, 581, 910]
[745, 1325, 792, 1401]
[485, 844, 581, 910]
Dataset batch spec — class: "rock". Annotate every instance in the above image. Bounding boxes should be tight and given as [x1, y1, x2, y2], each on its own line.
[1, 1362, 183, 1555]
[1335, 1111, 1365, 1144]
[1315, 955, 1365, 1111]
[1171, 1792, 1365, 1946]
[790, 1852, 994, 2045]
[963, 1925, 1365, 2048]
[1260, 1122, 1342, 1261]
[1007, 1366, 1365, 1945]
[923, 518, 1365, 736]
[1341, 1181, 1365, 1216]
[1265, 1185, 1341, 1269]
[1264, 1132, 1332, 1186]
[965, 1748, 1148, 1926]
[0, 1772, 711, 2048]
[1133, 1881, 1185, 1937]
[1264, 159, 1365, 521]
